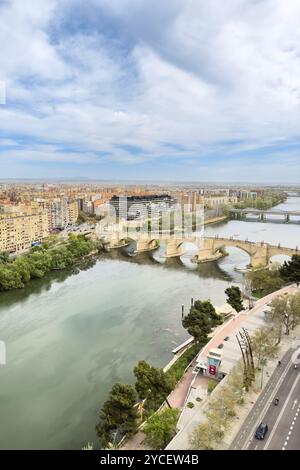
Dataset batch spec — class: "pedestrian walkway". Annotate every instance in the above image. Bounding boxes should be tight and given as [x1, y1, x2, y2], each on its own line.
[166, 284, 300, 450]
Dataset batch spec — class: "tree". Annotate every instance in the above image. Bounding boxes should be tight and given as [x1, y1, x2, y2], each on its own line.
[0, 251, 9, 264]
[96, 383, 137, 448]
[182, 300, 222, 344]
[225, 286, 244, 313]
[134, 360, 173, 410]
[190, 422, 216, 450]
[280, 255, 300, 285]
[143, 408, 179, 449]
[250, 327, 278, 369]
[206, 385, 236, 429]
[246, 268, 284, 296]
[77, 210, 88, 225]
[289, 292, 300, 329]
[270, 295, 292, 340]
[0, 265, 24, 290]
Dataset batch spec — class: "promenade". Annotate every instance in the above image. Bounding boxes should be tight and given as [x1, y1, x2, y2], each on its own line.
[123, 284, 300, 450]
[166, 284, 300, 450]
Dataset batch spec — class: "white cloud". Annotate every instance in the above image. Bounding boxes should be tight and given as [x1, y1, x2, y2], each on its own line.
[0, 0, 299, 180]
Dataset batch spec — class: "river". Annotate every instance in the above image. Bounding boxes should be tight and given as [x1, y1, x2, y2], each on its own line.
[0, 197, 299, 449]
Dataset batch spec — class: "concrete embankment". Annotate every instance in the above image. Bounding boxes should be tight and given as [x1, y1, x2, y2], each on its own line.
[204, 215, 228, 225]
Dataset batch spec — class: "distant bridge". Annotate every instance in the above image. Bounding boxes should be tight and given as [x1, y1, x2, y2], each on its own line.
[229, 208, 300, 223]
[101, 231, 299, 269]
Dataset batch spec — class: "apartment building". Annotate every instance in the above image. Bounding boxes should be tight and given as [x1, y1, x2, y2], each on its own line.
[0, 211, 49, 254]
[35, 198, 79, 229]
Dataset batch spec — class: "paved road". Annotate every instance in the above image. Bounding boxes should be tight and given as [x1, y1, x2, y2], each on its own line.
[230, 348, 300, 450]
[249, 363, 300, 450]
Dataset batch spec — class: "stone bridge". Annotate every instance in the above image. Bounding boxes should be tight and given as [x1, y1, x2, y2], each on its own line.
[102, 231, 299, 269]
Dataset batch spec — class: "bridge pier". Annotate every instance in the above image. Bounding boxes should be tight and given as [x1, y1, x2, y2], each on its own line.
[135, 238, 159, 254]
[165, 239, 185, 258]
[193, 238, 226, 263]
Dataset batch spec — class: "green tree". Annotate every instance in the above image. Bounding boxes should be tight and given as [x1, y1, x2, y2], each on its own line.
[96, 383, 137, 448]
[50, 247, 74, 270]
[246, 268, 284, 296]
[77, 210, 88, 225]
[134, 361, 173, 410]
[143, 408, 179, 449]
[12, 257, 31, 283]
[250, 327, 278, 369]
[0, 251, 9, 263]
[182, 300, 222, 344]
[225, 286, 244, 313]
[289, 292, 300, 329]
[190, 422, 216, 450]
[279, 254, 300, 285]
[270, 295, 292, 341]
[0, 265, 24, 290]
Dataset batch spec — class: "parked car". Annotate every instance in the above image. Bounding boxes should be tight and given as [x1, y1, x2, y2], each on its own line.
[255, 423, 268, 440]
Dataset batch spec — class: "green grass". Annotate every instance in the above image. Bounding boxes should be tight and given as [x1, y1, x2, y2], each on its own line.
[166, 342, 204, 385]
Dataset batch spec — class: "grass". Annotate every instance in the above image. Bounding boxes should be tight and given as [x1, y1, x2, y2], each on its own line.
[166, 342, 205, 385]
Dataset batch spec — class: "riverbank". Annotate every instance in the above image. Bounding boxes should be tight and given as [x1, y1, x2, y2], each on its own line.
[0, 235, 102, 292]
[204, 215, 228, 225]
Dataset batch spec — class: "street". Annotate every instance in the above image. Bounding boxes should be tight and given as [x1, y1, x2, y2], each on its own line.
[230, 349, 300, 450]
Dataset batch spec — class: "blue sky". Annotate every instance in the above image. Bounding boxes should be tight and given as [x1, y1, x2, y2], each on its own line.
[0, 0, 300, 183]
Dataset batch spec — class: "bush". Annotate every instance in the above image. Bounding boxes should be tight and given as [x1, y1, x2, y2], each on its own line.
[143, 408, 179, 449]
[207, 380, 217, 394]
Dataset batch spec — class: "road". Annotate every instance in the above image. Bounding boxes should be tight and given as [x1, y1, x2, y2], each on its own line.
[230, 348, 300, 450]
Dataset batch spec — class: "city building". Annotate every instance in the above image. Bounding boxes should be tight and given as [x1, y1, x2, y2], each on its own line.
[0, 210, 49, 254]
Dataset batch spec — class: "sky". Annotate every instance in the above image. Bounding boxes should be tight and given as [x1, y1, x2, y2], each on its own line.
[0, 0, 300, 183]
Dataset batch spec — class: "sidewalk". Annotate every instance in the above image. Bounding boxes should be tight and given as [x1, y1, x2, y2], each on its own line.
[166, 284, 300, 450]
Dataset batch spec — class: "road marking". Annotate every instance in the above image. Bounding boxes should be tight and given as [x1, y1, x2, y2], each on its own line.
[292, 399, 298, 410]
[264, 373, 300, 449]
[243, 357, 293, 450]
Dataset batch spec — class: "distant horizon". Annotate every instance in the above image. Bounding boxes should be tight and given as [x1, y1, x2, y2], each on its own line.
[0, 177, 300, 188]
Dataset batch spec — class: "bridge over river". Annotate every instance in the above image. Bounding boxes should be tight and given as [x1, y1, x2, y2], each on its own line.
[101, 231, 299, 269]
[229, 208, 300, 223]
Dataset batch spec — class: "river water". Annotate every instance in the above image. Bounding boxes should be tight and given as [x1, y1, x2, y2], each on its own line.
[0, 197, 299, 449]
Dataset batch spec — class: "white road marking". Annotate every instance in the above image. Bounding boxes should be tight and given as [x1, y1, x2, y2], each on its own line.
[264, 374, 300, 449]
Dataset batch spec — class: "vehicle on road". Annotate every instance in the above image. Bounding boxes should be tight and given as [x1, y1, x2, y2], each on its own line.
[255, 423, 268, 440]
[273, 397, 279, 406]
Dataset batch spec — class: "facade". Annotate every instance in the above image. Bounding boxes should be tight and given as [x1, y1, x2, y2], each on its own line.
[35, 198, 79, 229]
[109, 194, 177, 220]
[0, 211, 49, 254]
[49, 199, 78, 229]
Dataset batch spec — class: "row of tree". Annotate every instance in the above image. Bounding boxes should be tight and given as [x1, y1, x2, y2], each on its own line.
[96, 298, 224, 449]
[0, 235, 102, 291]
[233, 192, 286, 210]
[246, 254, 300, 298]
[190, 289, 300, 449]
[96, 360, 174, 448]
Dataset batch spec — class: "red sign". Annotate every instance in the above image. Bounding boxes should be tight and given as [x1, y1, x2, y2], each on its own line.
[209, 365, 216, 375]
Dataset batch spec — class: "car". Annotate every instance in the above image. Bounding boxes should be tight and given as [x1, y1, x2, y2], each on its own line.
[224, 336, 230, 341]
[255, 423, 268, 440]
